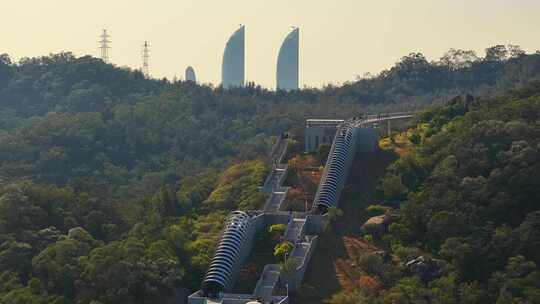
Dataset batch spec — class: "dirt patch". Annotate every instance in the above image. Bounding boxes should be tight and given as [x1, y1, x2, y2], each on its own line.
[335, 237, 382, 290]
[290, 151, 396, 303]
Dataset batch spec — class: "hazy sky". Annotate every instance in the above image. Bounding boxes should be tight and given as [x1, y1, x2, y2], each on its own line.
[3, 0, 540, 88]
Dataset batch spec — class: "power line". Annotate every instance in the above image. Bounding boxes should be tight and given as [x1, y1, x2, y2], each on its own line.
[98, 29, 111, 63]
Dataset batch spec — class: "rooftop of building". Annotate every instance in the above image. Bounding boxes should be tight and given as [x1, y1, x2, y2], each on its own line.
[306, 119, 345, 126]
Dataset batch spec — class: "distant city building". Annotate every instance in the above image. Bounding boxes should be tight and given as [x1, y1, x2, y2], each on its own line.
[185, 66, 196, 82]
[276, 27, 299, 91]
[222, 25, 245, 88]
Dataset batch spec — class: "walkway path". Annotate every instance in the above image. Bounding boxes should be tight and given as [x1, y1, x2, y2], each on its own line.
[254, 265, 281, 300]
[262, 137, 290, 213]
[265, 190, 287, 212]
[269, 136, 289, 164]
[262, 165, 287, 193]
[353, 112, 415, 127]
[285, 218, 306, 242]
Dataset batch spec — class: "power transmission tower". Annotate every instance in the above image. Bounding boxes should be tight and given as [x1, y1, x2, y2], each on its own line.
[141, 41, 150, 78]
[99, 29, 111, 63]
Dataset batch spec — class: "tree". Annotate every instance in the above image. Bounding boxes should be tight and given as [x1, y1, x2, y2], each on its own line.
[490, 256, 540, 303]
[323, 206, 344, 230]
[440, 49, 479, 70]
[268, 224, 286, 241]
[408, 131, 421, 145]
[485, 45, 508, 61]
[358, 253, 385, 277]
[326, 290, 362, 304]
[175, 170, 217, 212]
[317, 144, 331, 164]
[0, 53, 12, 90]
[381, 277, 430, 304]
[0, 183, 48, 234]
[507, 44, 525, 58]
[279, 257, 299, 277]
[366, 204, 390, 217]
[427, 211, 466, 246]
[152, 186, 179, 217]
[382, 175, 408, 201]
[515, 211, 540, 262]
[0, 241, 33, 281]
[31, 235, 92, 297]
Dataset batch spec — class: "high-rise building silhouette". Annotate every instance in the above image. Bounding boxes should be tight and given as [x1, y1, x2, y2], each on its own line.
[185, 66, 197, 82]
[99, 29, 111, 63]
[222, 25, 245, 88]
[276, 27, 299, 91]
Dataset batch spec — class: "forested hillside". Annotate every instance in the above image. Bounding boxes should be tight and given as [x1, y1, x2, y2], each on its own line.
[0, 159, 267, 303]
[1, 45, 539, 196]
[0, 53, 167, 119]
[0, 44, 539, 303]
[330, 82, 540, 303]
[2, 44, 540, 127]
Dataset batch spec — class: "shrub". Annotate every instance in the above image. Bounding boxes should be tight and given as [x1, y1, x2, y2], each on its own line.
[268, 224, 286, 241]
[358, 253, 384, 276]
[364, 234, 374, 244]
[408, 131, 421, 144]
[274, 241, 294, 259]
[279, 257, 299, 276]
[366, 204, 390, 217]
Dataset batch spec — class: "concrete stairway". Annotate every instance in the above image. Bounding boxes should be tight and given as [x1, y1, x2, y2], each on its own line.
[292, 242, 309, 261]
[285, 218, 305, 242]
[262, 165, 287, 193]
[254, 265, 281, 300]
[265, 190, 287, 212]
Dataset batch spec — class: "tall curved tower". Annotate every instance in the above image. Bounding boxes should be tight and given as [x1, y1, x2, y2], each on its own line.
[222, 25, 245, 88]
[185, 66, 196, 82]
[276, 27, 299, 91]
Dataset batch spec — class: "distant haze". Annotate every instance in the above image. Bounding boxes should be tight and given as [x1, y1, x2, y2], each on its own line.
[3, 0, 540, 88]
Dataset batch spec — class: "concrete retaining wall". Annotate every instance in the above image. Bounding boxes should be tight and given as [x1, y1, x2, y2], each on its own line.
[304, 215, 324, 235]
[355, 127, 380, 152]
[294, 236, 319, 289]
[280, 236, 319, 291]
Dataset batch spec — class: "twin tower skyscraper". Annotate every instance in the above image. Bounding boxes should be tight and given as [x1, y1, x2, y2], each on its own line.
[222, 25, 299, 90]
